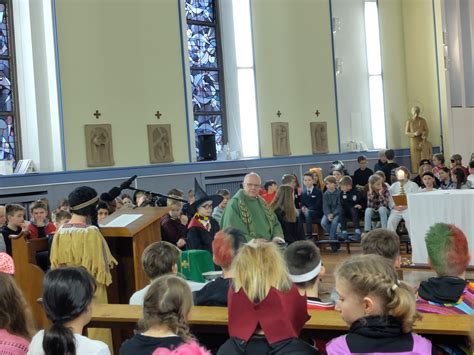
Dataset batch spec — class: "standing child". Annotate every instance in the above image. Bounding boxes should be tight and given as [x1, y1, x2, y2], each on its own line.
[212, 189, 231, 224]
[338, 176, 364, 241]
[364, 174, 390, 231]
[327, 254, 432, 353]
[352, 155, 373, 189]
[321, 176, 341, 252]
[299, 172, 323, 237]
[1, 204, 27, 255]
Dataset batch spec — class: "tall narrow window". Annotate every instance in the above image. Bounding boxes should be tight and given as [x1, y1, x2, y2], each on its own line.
[364, 1, 386, 149]
[185, 0, 226, 158]
[0, 1, 19, 163]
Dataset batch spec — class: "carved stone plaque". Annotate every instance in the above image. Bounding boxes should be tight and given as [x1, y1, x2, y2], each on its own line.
[84, 124, 115, 167]
[271, 122, 291, 156]
[310, 122, 329, 154]
[147, 124, 174, 163]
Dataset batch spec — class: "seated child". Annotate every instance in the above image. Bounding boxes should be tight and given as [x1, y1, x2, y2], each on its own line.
[160, 196, 187, 248]
[0, 206, 5, 252]
[450, 167, 469, 189]
[28, 267, 110, 355]
[217, 240, 317, 354]
[193, 227, 246, 306]
[259, 180, 277, 204]
[212, 189, 231, 224]
[96, 201, 109, 224]
[321, 176, 341, 252]
[364, 174, 390, 231]
[327, 254, 432, 354]
[432, 153, 445, 179]
[420, 172, 437, 192]
[467, 161, 474, 187]
[352, 155, 373, 189]
[438, 166, 453, 189]
[121, 275, 208, 354]
[53, 209, 72, 229]
[299, 172, 323, 237]
[361, 229, 401, 268]
[1, 204, 27, 255]
[284, 240, 334, 310]
[338, 176, 364, 241]
[417, 223, 472, 314]
[130, 241, 205, 305]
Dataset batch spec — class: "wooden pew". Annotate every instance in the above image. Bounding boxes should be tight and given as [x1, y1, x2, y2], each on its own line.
[89, 303, 471, 337]
[10, 233, 49, 329]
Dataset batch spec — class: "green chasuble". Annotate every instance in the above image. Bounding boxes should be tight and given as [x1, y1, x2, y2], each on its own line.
[220, 189, 283, 241]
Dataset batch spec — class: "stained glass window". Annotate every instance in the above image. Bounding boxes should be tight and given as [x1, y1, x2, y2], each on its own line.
[186, 0, 226, 159]
[0, 1, 18, 163]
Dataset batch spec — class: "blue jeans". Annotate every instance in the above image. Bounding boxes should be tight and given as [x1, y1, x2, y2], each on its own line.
[364, 207, 389, 231]
[299, 209, 321, 235]
[321, 214, 340, 239]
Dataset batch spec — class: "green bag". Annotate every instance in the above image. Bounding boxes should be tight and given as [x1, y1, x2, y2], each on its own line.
[178, 250, 215, 282]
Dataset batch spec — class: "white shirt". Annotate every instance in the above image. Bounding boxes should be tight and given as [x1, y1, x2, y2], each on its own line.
[129, 280, 206, 305]
[28, 330, 110, 355]
[388, 180, 419, 209]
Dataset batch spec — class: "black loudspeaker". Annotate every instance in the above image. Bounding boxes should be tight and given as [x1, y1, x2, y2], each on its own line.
[198, 134, 217, 161]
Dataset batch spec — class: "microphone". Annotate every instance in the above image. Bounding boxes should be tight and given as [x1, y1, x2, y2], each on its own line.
[99, 175, 137, 202]
[120, 175, 137, 190]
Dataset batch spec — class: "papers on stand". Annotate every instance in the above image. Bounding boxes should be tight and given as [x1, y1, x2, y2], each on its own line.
[101, 214, 142, 227]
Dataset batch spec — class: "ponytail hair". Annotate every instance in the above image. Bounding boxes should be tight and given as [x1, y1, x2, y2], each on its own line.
[139, 275, 193, 342]
[42, 267, 96, 355]
[335, 254, 420, 333]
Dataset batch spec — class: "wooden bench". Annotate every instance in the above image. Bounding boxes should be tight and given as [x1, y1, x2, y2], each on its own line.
[89, 303, 470, 338]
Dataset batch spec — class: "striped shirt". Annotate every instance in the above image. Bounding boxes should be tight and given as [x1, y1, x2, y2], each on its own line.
[416, 282, 474, 314]
[307, 297, 335, 310]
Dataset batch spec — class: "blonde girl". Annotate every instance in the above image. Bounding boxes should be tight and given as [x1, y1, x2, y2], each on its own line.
[327, 254, 431, 354]
[364, 174, 390, 232]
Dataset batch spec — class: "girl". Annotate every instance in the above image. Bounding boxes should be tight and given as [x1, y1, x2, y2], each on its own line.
[364, 174, 389, 232]
[50, 186, 117, 347]
[0, 273, 34, 354]
[271, 185, 305, 244]
[420, 172, 437, 192]
[120, 275, 207, 354]
[218, 240, 316, 354]
[327, 254, 432, 354]
[28, 267, 110, 355]
[450, 167, 468, 189]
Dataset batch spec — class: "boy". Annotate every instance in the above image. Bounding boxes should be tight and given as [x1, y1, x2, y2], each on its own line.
[28, 200, 56, 239]
[467, 161, 474, 188]
[160, 196, 187, 248]
[321, 176, 341, 252]
[432, 153, 445, 179]
[129, 241, 205, 305]
[300, 172, 323, 236]
[361, 229, 401, 268]
[260, 180, 277, 204]
[352, 155, 373, 189]
[374, 149, 387, 172]
[96, 201, 110, 224]
[338, 176, 364, 241]
[1, 204, 26, 255]
[53, 210, 71, 229]
[438, 166, 453, 189]
[212, 189, 231, 223]
[284, 240, 334, 310]
[381, 149, 399, 183]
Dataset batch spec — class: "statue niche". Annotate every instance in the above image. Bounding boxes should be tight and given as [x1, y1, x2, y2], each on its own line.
[84, 124, 115, 167]
[271, 122, 291, 156]
[310, 122, 329, 154]
[147, 124, 174, 163]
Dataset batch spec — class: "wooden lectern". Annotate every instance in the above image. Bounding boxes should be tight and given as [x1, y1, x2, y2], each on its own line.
[99, 207, 168, 304]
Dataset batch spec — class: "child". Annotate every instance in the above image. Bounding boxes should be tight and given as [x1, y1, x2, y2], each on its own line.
[284, 241, 334, 310]
[374, 149, 387, 172]
[212, 189, 230, 223]
[352, 155, 373, 189]
[450, 153, 469, 177]
[468, 161, 474, 187]
[130, 241, 205, 305]
[194, 227, 246, 306]
[432, 153, 445, 179]
[28, 267, 110, 355]
[387, 167, 419, 235]
[160, 197, 187, 248]
[364, 174, 390, 231]
[217, 240, 316, 354]
[56, 198, 70, 212]
[331, 168, 344, 186]
[259, 180, 277, 204]
[438, 166, 453, 189]
[27, 200, 56, 239]
[1, 204, 26, 255]
[417, 223, 473, 314]
[271, 185, 305, 244]
[300, 172, 323, 237]
[0, 273, 34, 354]
[412, 159, 438, 187]
[321, 176, 341, 252]
[381, 149, 399, 183]
[450, 167, 468, 189]
[338, 176, 364, 241]
[420, 171, 437, 192]
[53, 209, 71, 229]
[0, 206, 5, 252]
[96, 201, 110, 224]
[361, 229, 401, 268]
[327, 254, 432, 353]
[121, 275, 206, 354]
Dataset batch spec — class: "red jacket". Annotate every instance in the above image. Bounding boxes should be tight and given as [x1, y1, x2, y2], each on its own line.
[28, 222, 56, 239]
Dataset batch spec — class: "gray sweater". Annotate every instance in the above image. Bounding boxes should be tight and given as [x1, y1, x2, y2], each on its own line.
[323, 189, 341, 216]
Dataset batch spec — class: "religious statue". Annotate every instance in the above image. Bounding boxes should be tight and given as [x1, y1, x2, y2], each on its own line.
[405, 106, 431, 172]
[147, 124, 174, 163]
[85, 124, 115, 167]
[271, 122, 291, 156]
[310, 122, 329, 154]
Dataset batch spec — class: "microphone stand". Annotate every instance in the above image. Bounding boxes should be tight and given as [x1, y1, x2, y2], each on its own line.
[127, 187, 188, 205]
